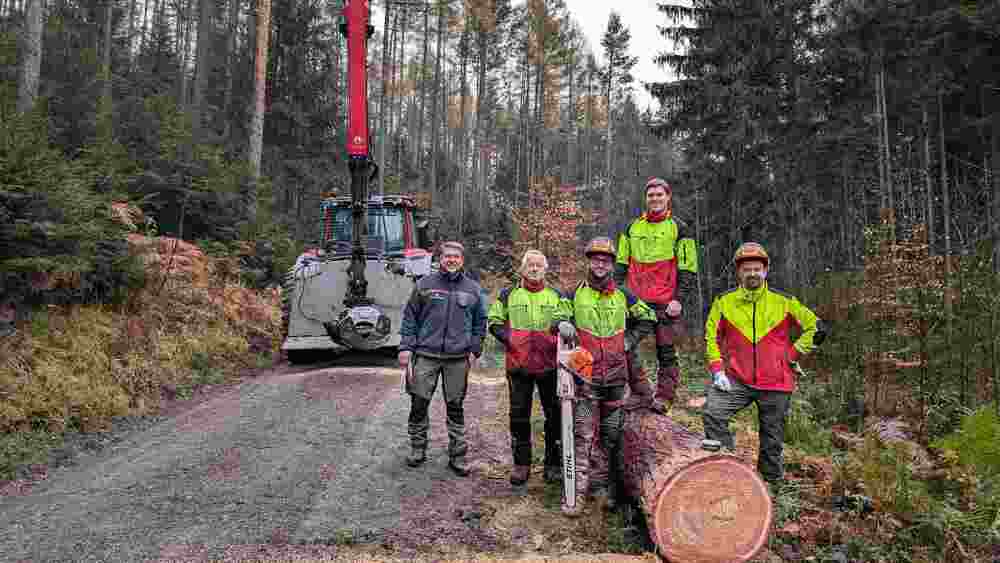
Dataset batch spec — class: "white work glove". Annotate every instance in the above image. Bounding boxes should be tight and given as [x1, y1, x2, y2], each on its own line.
[666, 299, 682, 317]
[558, 321, 576, 344]
[398, 350, 412, 368]
[712, 371, 732, 392]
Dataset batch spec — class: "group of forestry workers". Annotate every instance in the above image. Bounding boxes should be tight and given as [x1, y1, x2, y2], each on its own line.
[396, 177, 828, 517]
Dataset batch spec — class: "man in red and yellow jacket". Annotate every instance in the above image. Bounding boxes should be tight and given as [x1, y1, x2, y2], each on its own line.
[615, 178, 699, 413]
[557, 237, 657, 517]
[488, 249, 566, 487]
[703, 242, 827, 486]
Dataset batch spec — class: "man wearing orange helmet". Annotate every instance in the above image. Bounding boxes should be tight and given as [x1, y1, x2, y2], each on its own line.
[703, 242, 827, 488]
[556, 236, 657, 516]
[614, 177, 699, 413]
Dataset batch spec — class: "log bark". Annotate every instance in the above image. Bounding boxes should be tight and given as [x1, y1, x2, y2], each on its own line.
[618, 409, 773, 563]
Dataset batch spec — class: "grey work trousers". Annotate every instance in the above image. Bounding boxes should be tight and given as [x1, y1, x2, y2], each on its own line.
[406, 354, 469, 458]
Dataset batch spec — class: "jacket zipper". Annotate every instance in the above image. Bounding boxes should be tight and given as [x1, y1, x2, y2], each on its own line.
[752, 302, 758, 385]
[442, 278, 454, 355]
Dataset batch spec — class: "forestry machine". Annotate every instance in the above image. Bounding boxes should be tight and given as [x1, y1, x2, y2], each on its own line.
[280, 0, 436, 363]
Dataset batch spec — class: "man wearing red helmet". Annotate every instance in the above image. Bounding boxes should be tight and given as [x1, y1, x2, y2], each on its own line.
[555, 236, 657, 516]
[614, 177, 700, 414]
[703, 242, 827, 489]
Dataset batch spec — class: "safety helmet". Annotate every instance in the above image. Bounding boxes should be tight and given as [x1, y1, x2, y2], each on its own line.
[584, 236, 616, 259]
[733, 242, 769, 268]
[645, 177, 672, 195]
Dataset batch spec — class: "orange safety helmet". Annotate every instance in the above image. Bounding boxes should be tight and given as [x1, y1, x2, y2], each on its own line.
[566, 347, 594, 383]
[584, 236, 616, 259]
[733, 242, 769, 268]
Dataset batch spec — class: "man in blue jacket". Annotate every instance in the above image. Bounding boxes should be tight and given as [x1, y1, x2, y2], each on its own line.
[398, 241, 487, 475]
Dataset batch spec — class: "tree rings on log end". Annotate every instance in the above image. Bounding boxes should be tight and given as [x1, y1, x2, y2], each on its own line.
[652, 455, 773, 562]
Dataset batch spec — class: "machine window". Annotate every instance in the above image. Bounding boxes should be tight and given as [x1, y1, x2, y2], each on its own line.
[329, 206, 405, 252]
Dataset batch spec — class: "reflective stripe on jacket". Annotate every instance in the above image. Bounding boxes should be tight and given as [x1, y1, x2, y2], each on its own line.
[487, 285, 564, 374]
[559, 283, 656, 385]
[705, 283, 819, 392]
[616, 216, 699, 305]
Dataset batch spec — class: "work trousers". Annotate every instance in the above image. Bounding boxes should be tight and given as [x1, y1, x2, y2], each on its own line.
[507, 369, 560, 468]
[702, 378, 791, 483]
[407, 354, 469, 459]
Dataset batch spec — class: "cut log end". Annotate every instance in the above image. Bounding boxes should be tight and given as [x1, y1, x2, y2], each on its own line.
[652, 455, 773, 563]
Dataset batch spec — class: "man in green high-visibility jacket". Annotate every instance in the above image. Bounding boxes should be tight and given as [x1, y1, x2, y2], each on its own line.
[615, 178, 700, 414]
[487, 249, 567, 487]
[704, 242, 827, 488]
[556, 237, 657, 517]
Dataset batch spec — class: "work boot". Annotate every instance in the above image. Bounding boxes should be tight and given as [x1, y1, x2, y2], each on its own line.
[592, 486, 616, 512]
[405, 447, 426, 467]
[544, 465, 562, 484]
[510, 464, 530, 486]
[448, 455, 470, 476]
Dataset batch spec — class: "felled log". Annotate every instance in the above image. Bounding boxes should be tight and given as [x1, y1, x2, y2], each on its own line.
[620, 409, 773, 563]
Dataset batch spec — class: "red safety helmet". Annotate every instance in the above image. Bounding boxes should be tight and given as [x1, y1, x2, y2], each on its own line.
[645, 177, 673, 195]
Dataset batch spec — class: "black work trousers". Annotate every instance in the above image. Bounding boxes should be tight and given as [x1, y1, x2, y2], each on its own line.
[507, 369, 560, 468]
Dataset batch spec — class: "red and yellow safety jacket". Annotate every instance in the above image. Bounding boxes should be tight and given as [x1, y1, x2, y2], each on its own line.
[487, 284, 564, 375]
[615, 215, 699, 306]
[559, 282, 656, 386]
[705, 283, 819, 392]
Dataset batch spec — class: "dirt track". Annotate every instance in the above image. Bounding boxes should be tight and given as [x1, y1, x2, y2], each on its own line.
[0, 362, 653, 562]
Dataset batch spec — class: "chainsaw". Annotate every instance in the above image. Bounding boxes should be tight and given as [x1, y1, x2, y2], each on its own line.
[556, 338, 576, 512]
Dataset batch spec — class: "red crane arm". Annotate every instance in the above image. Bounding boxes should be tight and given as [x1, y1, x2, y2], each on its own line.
[344, 0, 371, 158]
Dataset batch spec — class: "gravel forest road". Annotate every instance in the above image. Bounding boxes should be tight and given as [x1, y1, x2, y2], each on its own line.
[0, 363, 531, 562]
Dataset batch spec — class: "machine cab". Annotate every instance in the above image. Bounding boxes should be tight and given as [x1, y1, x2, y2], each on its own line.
[308, 192, 434, 276]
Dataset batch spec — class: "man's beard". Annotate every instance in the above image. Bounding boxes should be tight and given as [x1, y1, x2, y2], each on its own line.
[523, 271, 544, 281]
[742, 275, 763, 288]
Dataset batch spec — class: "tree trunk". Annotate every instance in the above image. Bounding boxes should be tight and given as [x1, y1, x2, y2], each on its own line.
[603, 63, 614, 218]
[127, 0, 136, 64]
[992, 101, 999, 273]
[191, 0, 213, 150]
[567, 51, 576, 185]
[533, 0, 545, 181]
[178, 0, 194, 106]
[223, 0, 241, 144]
[246, 0, 272, 223]
[618, 409, 773, 562]
[428, 0, 445, 200]
[101, 0, 113, 103]
[880, 66, 894, 219]
[378, 2, 391, 196]
[472, 31, 486, 206]
[938, 90, 953, 379]
[457, 22, 469, 233]
[923, 103, 934, 249]
[393, 8, 408, 178]
[15, 0, 43, 114]
[414, 3, 430, 171]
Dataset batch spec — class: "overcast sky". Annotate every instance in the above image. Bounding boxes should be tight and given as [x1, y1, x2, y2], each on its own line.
[564, 0, 680, 114]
